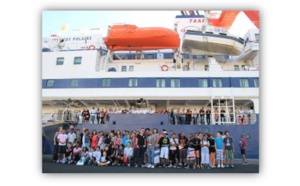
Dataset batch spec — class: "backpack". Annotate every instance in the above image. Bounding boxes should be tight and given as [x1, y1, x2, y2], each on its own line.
[238, 140, 243, 148]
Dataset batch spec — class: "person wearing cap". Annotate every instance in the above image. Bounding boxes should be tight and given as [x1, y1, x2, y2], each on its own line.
[158, 131, 170, 167]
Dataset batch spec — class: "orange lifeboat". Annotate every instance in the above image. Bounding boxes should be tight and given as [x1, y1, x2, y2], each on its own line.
[104, 25, 180, 51]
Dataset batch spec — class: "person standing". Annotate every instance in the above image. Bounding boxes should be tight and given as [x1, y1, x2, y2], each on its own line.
[178, 132, 188, 168]
[170, 108, 176, 125]
[124, 142, 133, 167]
[240, 135, 248, 165]
[57, 129, 68, 163]
[215, 131, 224, 168]
[214, 108, 219, 125]
[82, 129, 90, 150]
[169, 133, 179, 168]
[206, 108, 211, 125]
[100, 109, 105, 124]
[146, 129, 155, 168]
[90, 130, 99, 149]
[77, 110, 82, 124]
[63, 108, 70, 122]
[247, 107, 253, 124]
[220, 108, 226, 125]
[82, 108, 90, 124]
[158, 131, 170, 167]
[67, 129, 76, 146]
[223, 131, 234, 168]
[193, 108, 199, 125]
[199, 107, 205, 125]
[208, 134, 216, 168]
[96, 108, 100, 124]
[52, 127, 62, 162]
[238, 107, 245, 125]
[90, 107, 97, 124]
[229, 108, 234, 123]
[200, 134, 210, 169]
[136, 128, 146, 167]
[192, 133, 201, 168]
[185, 109, 192, 125]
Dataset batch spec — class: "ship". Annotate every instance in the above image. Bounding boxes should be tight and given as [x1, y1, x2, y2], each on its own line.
[42, 10, 259, 159]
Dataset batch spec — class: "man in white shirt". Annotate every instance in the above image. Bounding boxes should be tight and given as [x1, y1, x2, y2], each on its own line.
[247, 107, 253, 124]
[142, 108, 148, 114]
[149, 107, 155, 114]
[90, 107, 97, 124]
[124, 142, 133, 167]
[238, 107, 245, 124]
[67, 129, 76, 145]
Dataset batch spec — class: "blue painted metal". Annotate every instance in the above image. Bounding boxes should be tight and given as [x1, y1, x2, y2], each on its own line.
[42, 77, 259, 89]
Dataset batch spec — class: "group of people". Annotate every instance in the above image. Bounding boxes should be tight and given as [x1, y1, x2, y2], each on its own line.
[62, 106, 254, 126]
[170, 107, 253, 125]
[53, 126, 248, 169]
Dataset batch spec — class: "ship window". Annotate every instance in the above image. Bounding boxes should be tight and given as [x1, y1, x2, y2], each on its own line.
[156, 79, 166, 88]
[171, 79, 180, 88]
[213, 79, 222, 87]
[129, 66, 134, 72]
[121, 66, 127, 72]
[254, 78, 259, 87]
[71, 79, 79, 87]
[46, 80, 54, 87]
[56, 57, 64, 65]
[255, 34, 259, 42]
[74, 57, 82, 65]
[240, 78, 249, 87]
[102, 78, 111, 87]
[198, 79, 208, 88]
[129, 78, 138, 87]
[205, 65, 209, 71]
[234, 65, 240, 71]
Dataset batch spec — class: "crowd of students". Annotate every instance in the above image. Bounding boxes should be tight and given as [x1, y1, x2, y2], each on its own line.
[53, 127, 248, 169]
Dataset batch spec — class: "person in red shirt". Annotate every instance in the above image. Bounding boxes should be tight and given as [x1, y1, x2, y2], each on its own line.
[90, 130, 98, 149]
[240, 135, 248, 165]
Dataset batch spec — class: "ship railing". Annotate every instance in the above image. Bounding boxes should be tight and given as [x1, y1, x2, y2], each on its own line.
[42, 113, 58, 125]
[169, 113, 256, 125]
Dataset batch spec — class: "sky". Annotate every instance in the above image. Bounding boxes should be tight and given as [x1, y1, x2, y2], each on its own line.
[42, 10, 257, 38]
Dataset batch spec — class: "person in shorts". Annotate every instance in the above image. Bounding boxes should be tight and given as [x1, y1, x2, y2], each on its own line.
[178, 132, 188, 168]
[169, 133, 179, 168]
[158, 131, 170, 167]
[240, 135, 248, 165]
[223, 131, 234, 168]
[57, 129, 68, 163]
[215, 131, 224, 168]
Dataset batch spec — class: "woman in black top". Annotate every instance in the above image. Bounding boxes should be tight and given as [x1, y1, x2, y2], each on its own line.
[82, 108, 90, 124]
[208, 134, 216, 168]
[192, 133, 201, 168]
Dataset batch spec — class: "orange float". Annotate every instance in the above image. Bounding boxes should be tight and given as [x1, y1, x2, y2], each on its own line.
[161, 65, 169, 71]
[88, 45, 95, 50]
[104, 25, 180, 51]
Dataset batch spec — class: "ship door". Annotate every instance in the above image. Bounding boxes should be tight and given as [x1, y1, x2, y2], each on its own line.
[211, 97, 235, 125]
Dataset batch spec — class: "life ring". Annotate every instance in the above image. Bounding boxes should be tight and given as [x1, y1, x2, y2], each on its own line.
[161, 65, 169, 71]
[88, 45, 95, 50]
